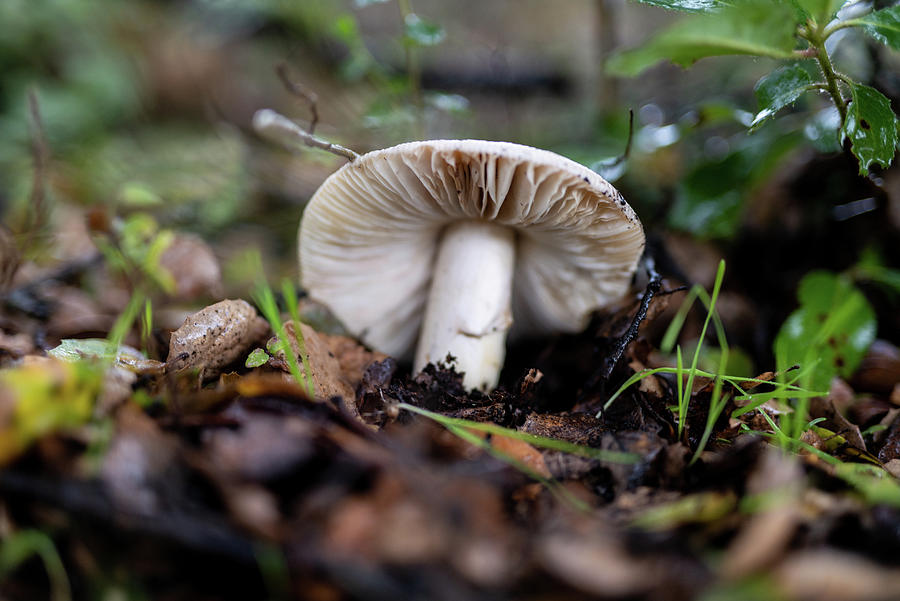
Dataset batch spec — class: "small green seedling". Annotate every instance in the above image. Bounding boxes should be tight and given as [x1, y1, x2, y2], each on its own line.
[601, 260, 826, 463]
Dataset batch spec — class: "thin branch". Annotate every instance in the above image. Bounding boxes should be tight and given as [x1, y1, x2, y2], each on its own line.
[275, 64, 319, 135]
[252, 109, 359, 162]
[397, 0, 425, 139]
[585, 255, 663, 390]
[805, 82, 831, 93]
[799, 18, 851, 125]
[823, 19, 862, 40]
[24, 89, 50, 255]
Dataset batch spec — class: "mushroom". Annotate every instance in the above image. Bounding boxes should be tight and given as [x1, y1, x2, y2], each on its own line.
[299, 140, 645, 391]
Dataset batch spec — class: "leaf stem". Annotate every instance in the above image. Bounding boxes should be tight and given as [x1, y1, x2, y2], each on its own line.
[822, 19, 861, 40]
[397, 0, 425, 139]
[803, 21, 848, 125]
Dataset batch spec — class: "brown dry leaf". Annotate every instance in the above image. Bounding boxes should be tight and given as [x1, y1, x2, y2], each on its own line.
[875, 410, 900, 464]
[323, 334, 388, 387]
[219, 483, 281, 540]
[0, 225, 19, 291]
[490, 434, 551, 478]
[279, 321, 354, 403]
[538, 533, 655, 596]
[324, 474, 449, 564]
[273, 322, 385, 421]
[774, 550, 900, 601]
[520, 412, 606, 446]
[166, 298, 268, 375]
[0, 330, 33, 358]
[101, 404, 180, 516]
[46, 285, 111, 338]
[95, 365, 138, 416]
[721, 449, 804, 579]
[853, 340, 900, 395]
[201, 411, 316, 482]
[159, 234, 223, 300]
[811, 392, 866, 452]
[884, 459, 900, 478]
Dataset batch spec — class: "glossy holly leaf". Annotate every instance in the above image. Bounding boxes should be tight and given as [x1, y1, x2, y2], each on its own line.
[668, 129, 801, 238]
[794, 0, 844, 24]
[632, 0, 722, 12]
[775, 271, 876, 392]
[853, 5, 900, 50]
[668, 153, 748, 239]
[607, 0, 798, 77]
[750, 64, 812, 130]
[841, 82, 899, 175]
[403, 13, 445, 47]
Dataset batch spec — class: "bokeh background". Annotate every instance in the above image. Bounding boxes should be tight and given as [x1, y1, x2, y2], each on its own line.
[1, 0, 898, 371]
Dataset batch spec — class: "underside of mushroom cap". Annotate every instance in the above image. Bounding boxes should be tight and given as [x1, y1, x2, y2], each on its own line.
[299, 139, 645, 359]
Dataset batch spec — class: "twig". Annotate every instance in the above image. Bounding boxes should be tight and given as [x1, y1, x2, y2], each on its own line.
[397, 0, 425, 139]
[252, 109, 359, 162]
[24, 89, 50, 255]
[586, 255, 663, 389]
[798, 20, 848, 125]
[275, 63, 319, 135]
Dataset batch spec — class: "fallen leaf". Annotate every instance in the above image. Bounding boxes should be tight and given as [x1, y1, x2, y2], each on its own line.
[159, 234, 223, 300]
[166, 299, 269, 375]
[538, 533, 655, 596]
[775, 550, 900, 601]
[0, 330, 34, 358]
[489, 434, 552, 478]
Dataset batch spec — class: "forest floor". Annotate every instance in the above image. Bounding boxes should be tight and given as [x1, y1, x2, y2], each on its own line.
[2, 196, 900, 601]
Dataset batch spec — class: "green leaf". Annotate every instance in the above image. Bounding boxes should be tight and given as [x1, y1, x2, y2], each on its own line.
[854, 246, 900, 298]
[606, 0, 799, 77]
[632, 0, 723, 12]
[48, 338, 119, 362]
[668, 129, 802, 238]
[750, 64, 812, 130]
[853, 6, 900, 51]
[245, 348, 270, 368]
[774, 271, 876, 392]
[49, 338, 161, 373]
[795, 0, 844, 24]
[0, 530, 71, 601]
[841, 82, 899, 175]
[803, 106, 842, 153]
[403, 13, 445, 47]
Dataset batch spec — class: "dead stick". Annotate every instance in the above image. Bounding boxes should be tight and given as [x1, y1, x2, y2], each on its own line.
[275, 64, 319, 135]
[252, 109, 358, 162]
[586, 256, 663, 390]
[23, 89, 49, 254]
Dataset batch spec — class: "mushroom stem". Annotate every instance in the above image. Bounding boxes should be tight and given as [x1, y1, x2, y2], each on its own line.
[414, 220, 515, 391]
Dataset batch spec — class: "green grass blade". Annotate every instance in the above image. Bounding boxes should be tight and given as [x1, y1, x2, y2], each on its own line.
[399, 403, 639, 464]
[0, 530, 71, 601]
[444, 423, 592, 512]
[281, 279, 315, 398]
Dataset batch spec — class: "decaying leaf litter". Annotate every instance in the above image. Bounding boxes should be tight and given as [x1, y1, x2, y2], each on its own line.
[3, 201, 900, 601]
[2, 2, 900, 598]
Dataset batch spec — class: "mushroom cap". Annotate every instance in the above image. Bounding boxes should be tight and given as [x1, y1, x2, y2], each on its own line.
[299, 139, 645, 359]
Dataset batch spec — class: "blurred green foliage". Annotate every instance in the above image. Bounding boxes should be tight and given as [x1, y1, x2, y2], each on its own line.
[608, 0, 899, 178]
[0, 360, 101, 465]
[775, 270, 876, 392]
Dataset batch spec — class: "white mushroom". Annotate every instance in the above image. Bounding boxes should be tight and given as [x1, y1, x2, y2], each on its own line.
[299, 140, 645, 391]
